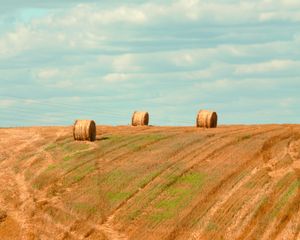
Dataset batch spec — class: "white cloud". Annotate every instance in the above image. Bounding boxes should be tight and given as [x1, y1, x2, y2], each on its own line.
[37, 68, 60, 79]
[259, 11, 300, 22]
[0, 99, 16, 108]
[35, 68, 78, 88]
[103, 73, 130, 82]
[191, 77, 286, 95]
[0, 26, 34, 57]
[112, 54, 142, 72]
[39, 4, 148, 27]
[172, 53, 195, 67]
[270, 0, 300, 8]
[0, 0, 299, 59]
[234, 60, 300, 74]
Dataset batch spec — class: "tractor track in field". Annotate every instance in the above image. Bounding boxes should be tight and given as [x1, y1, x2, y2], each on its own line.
[59, 126, 262, 240]
[166, 127, 292, 240]
[90, 126, 262, 240]
[106, 126, 283, 240]
[207, 131, 296, 239]
[0, 130, 42, 239]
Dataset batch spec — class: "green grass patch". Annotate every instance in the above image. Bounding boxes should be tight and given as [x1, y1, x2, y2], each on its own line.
[269, 180, 299, 219]
[63, 155, 73, 162]
[60, 151, 96, 171]
[206, 221, 219, 232]
[100, 169, 138, 206]
[40, 149, 96, 178]
[32, 172, 58, 190]
[127, 134, 168, 152]
[93, 135, 129, 154]
[276, 172, 294, 189]
[101, 169, 136, 186]
[72, 164, 95, 182]
[149, 171, 207, 224]
[128, 143, 144, 152]
[137, 167, 166, 189]
[44, 143, 57, 151]
[97, 134, 133, 148]
[124, 184, 166, 223]
[237, 135, 252, 142]
[180, 172, 206, 186]
[127, 209, 142, 221]
[44, 137, 89, 153]
[149, 211, 174, 223]
[32, 150, 97, 190]
[61, 141, 90, 153]
[108, 135, 126, 142]
[62, 163, 96, 186]
[245, 181, 256, 189]
[107, 191, 132, 203]
[70, 202, 97, 215]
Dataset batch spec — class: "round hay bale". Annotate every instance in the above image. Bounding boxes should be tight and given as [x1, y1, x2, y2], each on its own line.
[73, 120, 96, 141]
[196, 110, 218, 128]
[132, 111, 149, 126]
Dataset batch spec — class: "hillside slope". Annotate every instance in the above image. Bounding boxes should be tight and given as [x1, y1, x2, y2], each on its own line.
[0, 125, 299, 240]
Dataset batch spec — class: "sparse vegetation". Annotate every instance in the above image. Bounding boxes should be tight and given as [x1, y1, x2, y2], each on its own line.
[237, 134, 252, 142]
[206, 221, 219, 232]
[149, 172, 207, 224]
[269, 180, 299, 219]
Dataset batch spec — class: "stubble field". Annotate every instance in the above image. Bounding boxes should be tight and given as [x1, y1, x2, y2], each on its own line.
[0, 124, 299, 240]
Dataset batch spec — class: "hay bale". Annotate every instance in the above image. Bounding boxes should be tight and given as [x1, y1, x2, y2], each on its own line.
[132, 111, 149, 126]
[196, 110, 218, 128]
[73, 120, 96, 141]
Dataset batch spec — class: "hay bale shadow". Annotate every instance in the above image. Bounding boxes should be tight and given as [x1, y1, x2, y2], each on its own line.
[96, 136, 109, 141]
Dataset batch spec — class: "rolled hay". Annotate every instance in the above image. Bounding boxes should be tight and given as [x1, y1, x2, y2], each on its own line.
[73, 120, 96, 141]
[196, 110, 218, 128]
[132, 111, 149, 126]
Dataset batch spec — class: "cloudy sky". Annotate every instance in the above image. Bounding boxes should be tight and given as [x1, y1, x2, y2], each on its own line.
[0, 0, 299, 127]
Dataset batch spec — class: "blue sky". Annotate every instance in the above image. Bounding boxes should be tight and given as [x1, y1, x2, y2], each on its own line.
[0, 0, 299, 127]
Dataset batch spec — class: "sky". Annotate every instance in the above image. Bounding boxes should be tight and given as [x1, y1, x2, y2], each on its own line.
[0, 0, 299, 127]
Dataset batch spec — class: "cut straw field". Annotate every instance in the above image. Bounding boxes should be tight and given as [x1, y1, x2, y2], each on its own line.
[0, 124, 299, 240]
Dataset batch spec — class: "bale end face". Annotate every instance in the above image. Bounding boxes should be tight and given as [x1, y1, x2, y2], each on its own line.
[73, 120, 96, 141]
[196, 110, 218, 128]
[132, 111, 149, 126]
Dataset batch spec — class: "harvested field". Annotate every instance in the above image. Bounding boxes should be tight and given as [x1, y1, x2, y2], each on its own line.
[0, 124, 299, 240]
